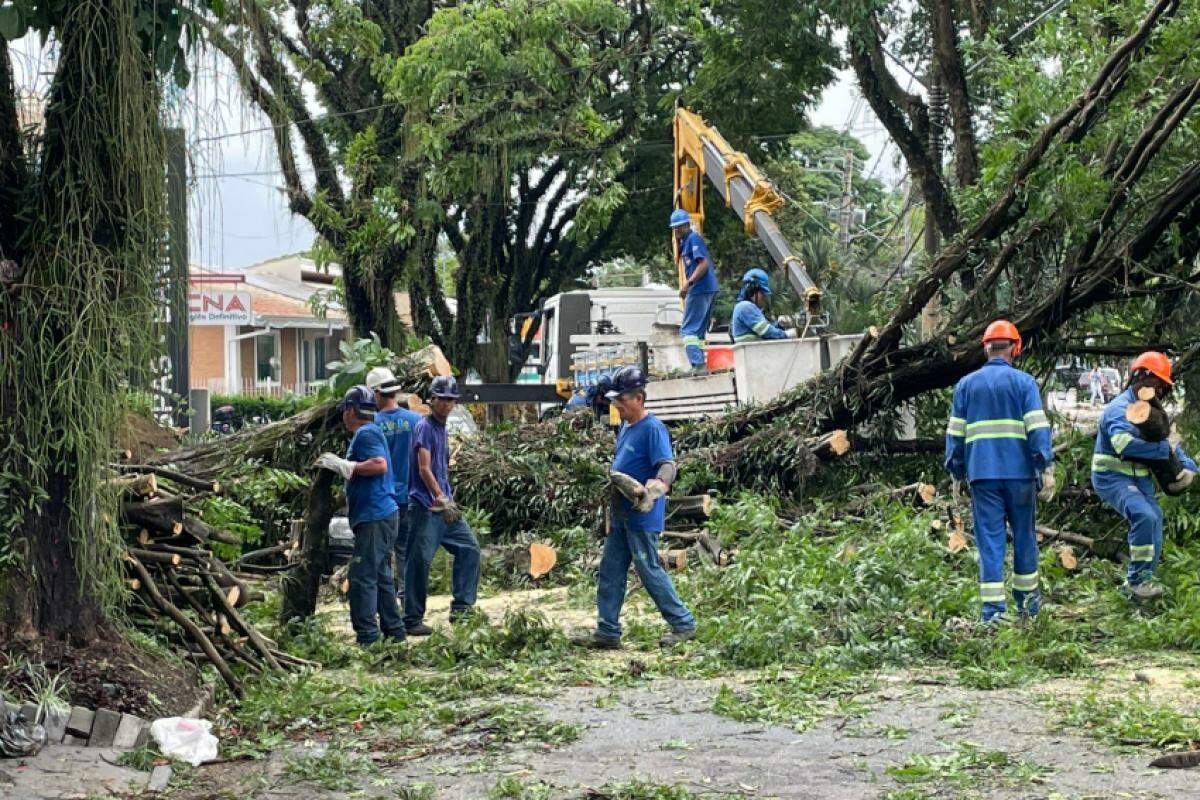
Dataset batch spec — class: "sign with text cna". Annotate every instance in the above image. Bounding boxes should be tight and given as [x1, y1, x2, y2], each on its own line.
[188, 289, 252, 325]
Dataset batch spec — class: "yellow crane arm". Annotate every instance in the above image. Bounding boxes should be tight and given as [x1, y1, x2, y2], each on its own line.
[673, 107, 821, 316]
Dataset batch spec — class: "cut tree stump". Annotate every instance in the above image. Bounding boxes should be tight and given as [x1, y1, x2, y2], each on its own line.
[658, 549, 688, 571]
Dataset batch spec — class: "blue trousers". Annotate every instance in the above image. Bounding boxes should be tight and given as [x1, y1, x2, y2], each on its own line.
[971, 479, 1040, 621]
[403, 502, 481, 627]
[348, 511, 405, 644]
[596, 521, 695, 639]
[1093, 472, 1162, 585]
[392, 502, 410, 598]
[681, 291, 716, 367]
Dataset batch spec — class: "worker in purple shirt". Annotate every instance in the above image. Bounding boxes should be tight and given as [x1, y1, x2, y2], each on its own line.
[367, 366, 423, 602]
[315, 385, 404, 646]
[403, 375, 481, 635]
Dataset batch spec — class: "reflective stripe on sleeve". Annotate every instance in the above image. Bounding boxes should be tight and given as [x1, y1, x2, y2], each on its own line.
[946, 416, 966, 437]
[752, 319, 771, 335]
[1091, 453, 1149, 477]
[1024, 409, 1050, 432]
[1111, 431, 1134, 454]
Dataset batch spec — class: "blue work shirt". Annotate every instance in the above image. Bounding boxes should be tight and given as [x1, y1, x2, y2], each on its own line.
[679, 230, 718, 295]
[611, 414, 674, 532]
[1092, 388, 1197, 478]
[945, 358, 1053, 482]
[731, 300, 786, 342]
[409, 415, 452, 510]
[375, 406, 422, 501]
[566, 393, 588, 410]
[344, 423, 399, 528]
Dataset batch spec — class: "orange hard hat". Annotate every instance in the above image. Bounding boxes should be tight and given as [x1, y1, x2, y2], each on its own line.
[1130, 351, 1173, 385]
[982, 319, 1022, 356]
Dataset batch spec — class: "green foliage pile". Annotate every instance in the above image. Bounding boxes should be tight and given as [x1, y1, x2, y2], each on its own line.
[210, 394, 319, 425]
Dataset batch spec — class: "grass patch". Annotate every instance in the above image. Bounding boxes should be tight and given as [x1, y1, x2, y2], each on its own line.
[712, 668, 872, 732]
[282, 741, 378, 791]
[885, 741, 1052, 790]
[1047, 690, 1200, 749]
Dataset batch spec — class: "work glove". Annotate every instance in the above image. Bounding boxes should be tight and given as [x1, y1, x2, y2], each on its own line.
[776, 315, 795, 330]
[315, 452, 354, 480]
[610, 471, 647, 507]
[1037, 467, 1057, 502]
[1169, 468, 1196, 494]
[634, 478, 668, 513]
[431, 496, 462, 525]
[783, 328, 799, 339]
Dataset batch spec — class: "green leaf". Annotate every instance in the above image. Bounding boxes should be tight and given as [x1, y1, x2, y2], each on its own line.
[0, 6, 25, 41]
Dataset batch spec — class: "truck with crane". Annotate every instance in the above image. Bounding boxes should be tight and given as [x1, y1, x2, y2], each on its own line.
[459, 108, 863, 421]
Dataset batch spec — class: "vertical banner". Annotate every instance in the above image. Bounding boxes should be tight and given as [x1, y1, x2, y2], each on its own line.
[151, 128, 191, 426]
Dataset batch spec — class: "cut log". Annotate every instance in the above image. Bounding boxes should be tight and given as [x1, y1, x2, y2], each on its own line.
[122, 500, 184, 536]
[1126, 400, 1152, 425]
[199, 572, 282, 671]
[111, 464, 219, 494]
[110, 473, 158, 498]
[661, 530, 729, 566]
[528, 543, 557, 579]
[658, 549, 688, 571]
[810, 430, 851, 459]
[1137, 386, 1157, 401]
[281, 470, 337, 622]
[127, 548, 181, 567]
[236, 542, 288, 567]
[666, 494, 713, 522]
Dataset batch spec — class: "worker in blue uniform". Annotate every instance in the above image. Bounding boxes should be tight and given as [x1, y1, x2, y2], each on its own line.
[579, 366, 696, 649]
[1092, 351, 1197, 601]
[670, 209, 718, 373]
[945, 320, 1055, 623]
[730, 269, 795, 342]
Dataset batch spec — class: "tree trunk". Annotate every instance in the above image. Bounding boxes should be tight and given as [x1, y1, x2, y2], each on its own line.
[280, 470, 336, 623]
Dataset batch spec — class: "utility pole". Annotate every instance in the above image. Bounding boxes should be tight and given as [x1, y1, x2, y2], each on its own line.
[839, 147, 855, 250]
[920, 76, 947, 339]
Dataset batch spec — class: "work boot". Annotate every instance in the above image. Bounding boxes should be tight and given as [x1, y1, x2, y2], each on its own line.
[1125, 581, 1165, 602]
[405, 622, 434, 637]
[659, 628, 696, 648]
[570, 630, 621, 650]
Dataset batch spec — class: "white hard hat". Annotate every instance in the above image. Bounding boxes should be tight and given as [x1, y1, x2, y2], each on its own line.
[365, 366, 398, 391]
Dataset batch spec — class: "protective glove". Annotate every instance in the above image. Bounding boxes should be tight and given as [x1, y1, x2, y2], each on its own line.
[610, 471, 647, 506]
[315, 452, 354, 480]
[431, 496, 462, 525]
[634, 478, 668, 513]
[1037, 466, 1057, 501]
[776, 315, 795, 330]
[1168, 468, 1196, 494]
[783, 328, 799, 339]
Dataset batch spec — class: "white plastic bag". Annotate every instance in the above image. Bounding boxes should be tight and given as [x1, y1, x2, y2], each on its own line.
[149, 717, 218, 766]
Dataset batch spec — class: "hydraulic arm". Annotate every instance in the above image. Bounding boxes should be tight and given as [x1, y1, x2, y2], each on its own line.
[673, 107, 822, 317]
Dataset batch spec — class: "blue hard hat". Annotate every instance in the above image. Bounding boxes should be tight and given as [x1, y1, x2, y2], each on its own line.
[669, 209, 691, 229]
[587, 374, 614, 402]
[338, 384, 377, 413]
[429, 375, 460, 399]
[605, 366, 648, 399]
[742, 267, 772, 295]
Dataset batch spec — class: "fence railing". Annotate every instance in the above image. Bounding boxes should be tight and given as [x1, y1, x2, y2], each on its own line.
[191, 377, 326, 397]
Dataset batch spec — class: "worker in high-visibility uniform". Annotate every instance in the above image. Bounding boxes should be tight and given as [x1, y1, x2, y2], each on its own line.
[945, 320, 1055, 623]
[730, 269, 796, 342]
[670, 209, 718, 373]
[1092, 351, 1197, 601]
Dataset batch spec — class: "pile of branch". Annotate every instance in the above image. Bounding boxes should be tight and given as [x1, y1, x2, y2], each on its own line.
[108, 465, 301, 696]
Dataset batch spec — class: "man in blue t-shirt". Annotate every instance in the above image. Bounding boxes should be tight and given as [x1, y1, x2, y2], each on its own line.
[671, 210, 719, 373]
[367, 366, 423, 602]
[315, 385, 404, 646]
[403, 375, 481, 635]
[580, 366, 696, 649]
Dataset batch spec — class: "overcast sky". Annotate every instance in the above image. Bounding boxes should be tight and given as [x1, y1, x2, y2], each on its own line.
[180, 57, 903, 272]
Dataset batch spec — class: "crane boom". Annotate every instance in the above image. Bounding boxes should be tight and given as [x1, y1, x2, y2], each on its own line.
[673, 107, 821, 316]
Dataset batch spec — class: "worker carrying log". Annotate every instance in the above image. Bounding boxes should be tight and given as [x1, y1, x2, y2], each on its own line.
[578, 366, 696, 649]
[314, 385, 406, 646]
[730, 268, 796, 342]
[671, 209, 719, 374]
[403, 375, 481, 634]
[945, 320, 1054, 624]
[367, 366, 423, 603]
[1092, 351, 1197, 602]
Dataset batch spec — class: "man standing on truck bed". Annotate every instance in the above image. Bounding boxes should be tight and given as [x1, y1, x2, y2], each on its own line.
[671, 209, 719, 374]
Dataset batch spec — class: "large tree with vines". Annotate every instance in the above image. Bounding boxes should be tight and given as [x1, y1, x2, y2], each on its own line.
[0, 0, 206, 641]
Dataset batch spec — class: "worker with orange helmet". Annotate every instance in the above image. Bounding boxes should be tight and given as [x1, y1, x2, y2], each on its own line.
[945, 320, 1055, 624]
[1092, 351, 1197, 602]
